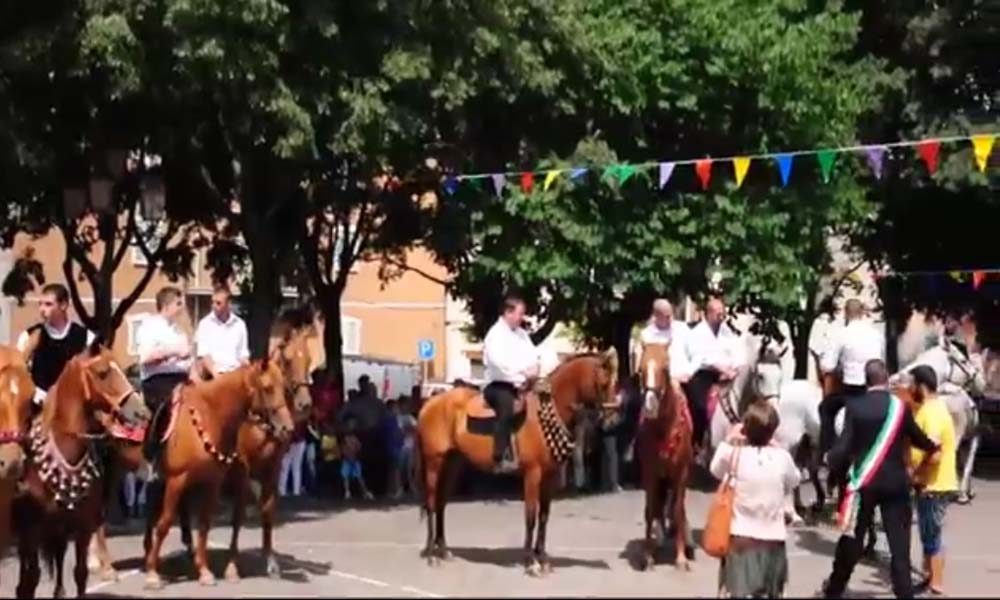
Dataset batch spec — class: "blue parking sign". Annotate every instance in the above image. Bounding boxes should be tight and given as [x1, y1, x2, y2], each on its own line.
[418, 339, 435, 361]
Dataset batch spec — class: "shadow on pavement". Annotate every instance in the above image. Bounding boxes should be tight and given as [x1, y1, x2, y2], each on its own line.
[619, 535, 701, 572]
[447, 546, 611, 570]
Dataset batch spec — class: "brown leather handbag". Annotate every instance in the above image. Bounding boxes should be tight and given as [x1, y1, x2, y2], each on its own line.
[702, 446, 741, 558]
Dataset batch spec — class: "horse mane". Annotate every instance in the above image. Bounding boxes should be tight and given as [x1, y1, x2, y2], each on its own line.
[39, 355, 86, 430]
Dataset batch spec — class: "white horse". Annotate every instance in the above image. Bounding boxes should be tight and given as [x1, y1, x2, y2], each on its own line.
[834, 340, 985, 503]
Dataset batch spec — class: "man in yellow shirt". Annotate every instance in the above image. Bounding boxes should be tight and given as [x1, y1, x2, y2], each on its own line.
[909, 365, 958, 596]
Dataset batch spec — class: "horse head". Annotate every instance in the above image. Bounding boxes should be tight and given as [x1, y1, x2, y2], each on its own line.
[942, 339, 986, 395]
[269, 325, 315, 421]
[751, 348, 784, 403]
[638, 343, 671, 416]
[0, 363, 34, 480]
[245, 359, 295, 442]
[73, 340, 150, 436]
[548, 348, 620, 422]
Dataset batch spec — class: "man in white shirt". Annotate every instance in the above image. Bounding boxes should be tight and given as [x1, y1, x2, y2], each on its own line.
[483, 293, 541, 473]
[635, 299, 694, 385]
[683, 297, 745, 449]
[137, 286, 194, 462]
[818, 298, 885, 455]
[194, 286, 250, 378]
[16, 283, 96, 408]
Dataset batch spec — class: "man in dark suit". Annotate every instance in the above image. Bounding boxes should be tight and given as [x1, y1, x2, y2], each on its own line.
[822, 359, 940, 599]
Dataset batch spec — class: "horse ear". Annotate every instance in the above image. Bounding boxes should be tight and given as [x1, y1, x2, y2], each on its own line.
[601, 347, 619, 375]
[88, 335, 104, 356]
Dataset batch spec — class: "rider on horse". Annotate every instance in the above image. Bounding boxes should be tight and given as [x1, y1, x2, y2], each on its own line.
[683, 297, 744, 452]
[635, 299, 692, 411]
[482, 292, 541, 474]
[818, 298, 884, 459]
[16, 283, 95, 412]
[194, 285, 250, 379]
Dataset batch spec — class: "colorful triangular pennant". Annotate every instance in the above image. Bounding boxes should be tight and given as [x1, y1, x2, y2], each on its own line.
[917, 140, 941, 175]
[491, 174, 506, 197]
[520, 172, 534, 193]
[658, 162, 675, 189]
[817, 150, 836, 183]
[695, 159, 712, 191]
[775, 154, 793, 187]
[543, 170, 562, 191]
[972, 134, 995, 173]
[972, 271, 985, 290]
[443, 176, 459, 195]
[732, 157, 750, 188]
[570, 167, 588, 181]
[617, 164, 638, 184]
[864, 146, 886, 180]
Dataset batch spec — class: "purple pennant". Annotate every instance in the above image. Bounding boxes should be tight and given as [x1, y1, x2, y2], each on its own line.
[570, 167, 588, 181]
[864, 146, 887, 180]
[490, 174, 506, 197]
[658, 162, 675, 189]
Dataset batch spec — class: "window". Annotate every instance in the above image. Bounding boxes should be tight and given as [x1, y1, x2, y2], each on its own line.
[341, 315, 361, 356]
[127, 313, 152, 356]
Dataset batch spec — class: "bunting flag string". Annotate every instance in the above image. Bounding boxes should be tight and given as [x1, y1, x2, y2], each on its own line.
[446, 132, 997, 195]
[876, 268, 1000, 291]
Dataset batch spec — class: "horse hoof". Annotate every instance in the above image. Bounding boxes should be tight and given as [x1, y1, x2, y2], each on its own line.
[676, 560, 691, 572]
[266, 557, 281, 579]
[525, 562, 542, 577]
[642, 557, 655, 572]
[439, 549, 454, 561]
[427, 555, 441, 568]
[957, 493, 972, 505]
[540, 561, 553, 574]
[224, 562, 240, 583]
[144, 573, 164, 590]
[789, 514, 805, 528]
[100, 567, 119, 582]
[199, 570, 217, 586]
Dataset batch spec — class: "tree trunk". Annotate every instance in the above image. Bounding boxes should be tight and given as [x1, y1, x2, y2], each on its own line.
[612, 312, 633, 383]
[319, 293, 346, 401]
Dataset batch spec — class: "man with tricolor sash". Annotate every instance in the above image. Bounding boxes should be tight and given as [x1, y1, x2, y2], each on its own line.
[821, 359, 940, 599]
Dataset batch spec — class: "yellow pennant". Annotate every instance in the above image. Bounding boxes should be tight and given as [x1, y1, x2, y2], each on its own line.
[543, 169, 562, 191]
[972, 134, 995, 173]
[733, 156, 751, 188]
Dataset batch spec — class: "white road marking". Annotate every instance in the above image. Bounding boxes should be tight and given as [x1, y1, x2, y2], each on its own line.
[328, 568, 389, 587]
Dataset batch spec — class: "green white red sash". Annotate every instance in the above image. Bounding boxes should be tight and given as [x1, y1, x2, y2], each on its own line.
[836, 394, 906, 534]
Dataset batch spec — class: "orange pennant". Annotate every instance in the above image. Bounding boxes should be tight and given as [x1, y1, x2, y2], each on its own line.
[972, 271, 985, 290]
[695, 159, 713, 191]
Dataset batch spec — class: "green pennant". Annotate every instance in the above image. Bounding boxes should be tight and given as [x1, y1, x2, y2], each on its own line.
[602, 164, 620, 182]
[817, 150, 836, 183]
[617, 164, 638, 184]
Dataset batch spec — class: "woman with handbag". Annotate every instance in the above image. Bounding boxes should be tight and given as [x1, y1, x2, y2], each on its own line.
[708, 401, 801, 598]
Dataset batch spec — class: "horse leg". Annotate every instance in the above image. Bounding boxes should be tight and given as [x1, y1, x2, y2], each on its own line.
[73, 531, 92, 598]
[958, 432, 980, 504]
[420, 454, 442, 566]
[533, 472, 557, 574]
[260, 470, 281, 578]
[90, 523, 118, 582]
[195, 485, 219, 586]
[225, 469, 250, 582]
[49, 536, 68, 599]
[522, 466, 542, 576]
[179, 490, 194, 560]
[809, 451, 826, 514]
[641, 468, 658, 571]
[671, 480, 692, 571]
[144, 474, 187, 590]
[16, 529, 41, 599]
[434, 454, 460, 561]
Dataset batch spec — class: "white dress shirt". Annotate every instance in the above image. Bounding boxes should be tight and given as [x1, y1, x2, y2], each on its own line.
[636, 321, 694, 380]
[820, 319, 885, 386]
[136, 314, 193, 381]
[483, 318, 540, 386]
[195, 311, 250, 374]
[686, 320, 745, 373]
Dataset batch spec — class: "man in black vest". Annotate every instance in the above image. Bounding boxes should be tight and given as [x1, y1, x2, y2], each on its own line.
[16, 283, 95, 410]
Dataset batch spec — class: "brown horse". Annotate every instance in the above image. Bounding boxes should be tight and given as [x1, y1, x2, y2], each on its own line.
[213, 326, 314, 581]
[0, 358, 35, 554]
[415, 350, 620, 576]
[634, 343, 695, 572]
[13, 342, 148, 598]
[142, 358, 293, 590]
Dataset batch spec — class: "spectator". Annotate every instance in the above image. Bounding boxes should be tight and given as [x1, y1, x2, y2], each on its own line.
[397, 397, 419, 498]
[710, 402, 800, 599]
[599, 402, 624, 493]
[383, 399, 405, 499]
[279, 416, 308, 498]
[909, 365, 958, 596]
[341, 419, 373, 501]
[122, 470, 146, 520]
[308, 368, 341, 494]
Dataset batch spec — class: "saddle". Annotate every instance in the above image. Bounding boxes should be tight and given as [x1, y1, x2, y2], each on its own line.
[466, 390, 530, 437]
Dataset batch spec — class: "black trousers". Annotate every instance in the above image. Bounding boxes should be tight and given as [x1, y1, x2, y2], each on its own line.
[683, 369, 719, 448]
[825, 489, 913, 598]
[484, 381, 517, 463]
[819, 384, 867, 456]
[141, 372, 188, 462]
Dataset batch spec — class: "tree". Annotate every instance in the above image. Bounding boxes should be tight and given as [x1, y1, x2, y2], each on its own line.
[0, 3, 213, 342]
[426, 0, 898, 377]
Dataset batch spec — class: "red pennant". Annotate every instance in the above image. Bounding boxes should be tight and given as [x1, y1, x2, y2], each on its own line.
[520, 172, 534, 193]
[695, 159, 713, 191]
[972, 271, 985, 290]
[917, 140, 940, 175]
